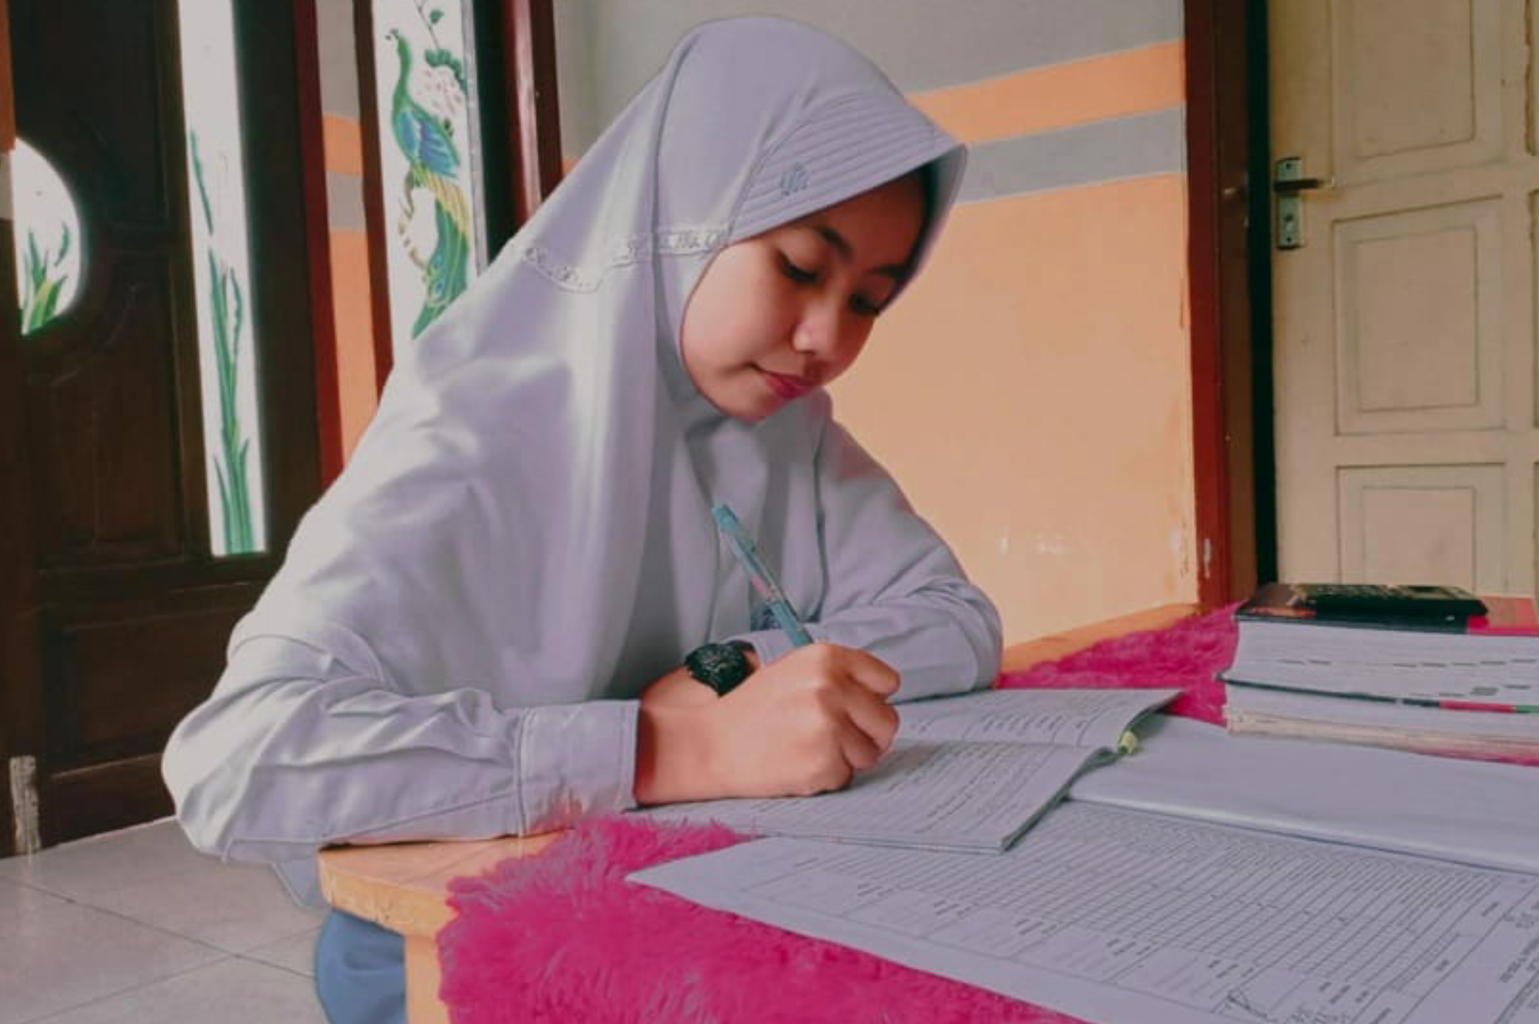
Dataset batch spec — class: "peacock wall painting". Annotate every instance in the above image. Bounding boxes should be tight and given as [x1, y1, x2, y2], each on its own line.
[377, 0, 480, 345]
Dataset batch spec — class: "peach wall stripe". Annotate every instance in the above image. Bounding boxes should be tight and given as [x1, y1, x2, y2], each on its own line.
[322, 113, 365, 176]
[909, 42, 1184, 145]
[327, 229, 378, 461]
[829, 173, 1196, 642]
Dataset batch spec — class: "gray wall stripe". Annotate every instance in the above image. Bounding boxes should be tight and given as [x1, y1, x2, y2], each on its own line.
[555, 0, 1183, 156]
[317, 0, 362, 120]
[957, 106, 1186, 204]
[325, 170, 367, 232]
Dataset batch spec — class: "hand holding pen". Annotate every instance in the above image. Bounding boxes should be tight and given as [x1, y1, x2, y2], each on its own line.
[633, 504, 901, 804]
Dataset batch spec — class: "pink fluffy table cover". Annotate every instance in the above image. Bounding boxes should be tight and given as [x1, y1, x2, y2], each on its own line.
[437, 607, 1239, 1023]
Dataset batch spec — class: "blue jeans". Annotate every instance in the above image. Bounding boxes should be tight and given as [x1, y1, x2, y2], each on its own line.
[314, 910, 406, 1024]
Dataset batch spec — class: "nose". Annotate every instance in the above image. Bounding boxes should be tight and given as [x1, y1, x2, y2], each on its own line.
[791, 297, 852, 365]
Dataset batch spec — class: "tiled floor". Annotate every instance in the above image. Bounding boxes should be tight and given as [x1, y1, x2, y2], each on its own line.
[0, 819, 327, 1024]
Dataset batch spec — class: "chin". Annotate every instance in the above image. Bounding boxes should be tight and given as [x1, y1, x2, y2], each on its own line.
[728, 401, 777, 424]
[701, 381, 776, 423]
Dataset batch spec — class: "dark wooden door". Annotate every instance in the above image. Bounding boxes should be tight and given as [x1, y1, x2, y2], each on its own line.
[0, 0, 325, 851]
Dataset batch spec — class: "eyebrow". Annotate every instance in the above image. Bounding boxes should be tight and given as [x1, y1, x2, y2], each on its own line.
[811, 224, 908, 280]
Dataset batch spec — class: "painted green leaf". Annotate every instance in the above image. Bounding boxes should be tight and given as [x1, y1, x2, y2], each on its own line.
[215, 460, 235, 551]
[192, 123, 257, 555]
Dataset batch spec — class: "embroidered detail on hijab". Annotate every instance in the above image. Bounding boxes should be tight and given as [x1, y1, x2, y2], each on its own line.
[520, 228, 733, 292]
[779, 162, 810, 197]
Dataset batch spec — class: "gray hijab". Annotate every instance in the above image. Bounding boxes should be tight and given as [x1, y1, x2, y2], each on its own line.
[234, 16, 966, 702]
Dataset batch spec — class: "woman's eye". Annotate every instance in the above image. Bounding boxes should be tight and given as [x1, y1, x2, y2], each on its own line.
[779, 255, 818, 284]
[850, 295, 884, 318]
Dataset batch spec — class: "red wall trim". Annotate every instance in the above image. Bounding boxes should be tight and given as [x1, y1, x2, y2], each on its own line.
[294, 0, 343, 484]
[1185, 0, 1265, 604]
[1185, 0, 1231, 606]
[352, 0, 397, 394]
[502, 0, 562, 223]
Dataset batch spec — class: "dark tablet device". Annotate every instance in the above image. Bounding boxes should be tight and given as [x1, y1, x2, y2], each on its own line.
[1293, 583, 1487, 619]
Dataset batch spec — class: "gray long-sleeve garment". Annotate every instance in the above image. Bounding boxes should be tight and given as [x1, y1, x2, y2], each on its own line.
[162, 17, 1001, 907]
[163, 397, 1001, 905]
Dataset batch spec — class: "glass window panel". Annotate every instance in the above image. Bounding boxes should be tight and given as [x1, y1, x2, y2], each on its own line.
[13, 140, 83, 336]
[177, 0, 269, 556]
[369, 0, 487, 355]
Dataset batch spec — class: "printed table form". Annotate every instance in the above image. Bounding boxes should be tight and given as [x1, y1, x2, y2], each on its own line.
[632, 803, 1539, 1024]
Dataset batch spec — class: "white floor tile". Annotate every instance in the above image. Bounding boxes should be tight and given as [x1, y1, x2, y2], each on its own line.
[0, 819, 198, 894]
[241, 928, 320, 978]
[26, 957, 326, 1024]
[0, 879, 223, 1024]
[0, 820, 322, 954]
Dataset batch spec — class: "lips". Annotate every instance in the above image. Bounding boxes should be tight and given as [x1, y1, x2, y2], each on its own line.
[759, 368, 815, 401]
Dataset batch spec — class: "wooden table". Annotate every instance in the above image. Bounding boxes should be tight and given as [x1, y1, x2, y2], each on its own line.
[318, 602, 1203, 1023]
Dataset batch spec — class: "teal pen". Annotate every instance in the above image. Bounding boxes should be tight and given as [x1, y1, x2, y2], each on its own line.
[711, 503, 814, 647]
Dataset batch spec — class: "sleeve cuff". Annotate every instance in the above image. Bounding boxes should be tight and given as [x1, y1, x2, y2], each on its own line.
[514, 699, 639, 834]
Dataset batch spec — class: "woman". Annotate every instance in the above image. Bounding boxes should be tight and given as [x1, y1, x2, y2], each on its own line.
[163, 16, 1002, 1022]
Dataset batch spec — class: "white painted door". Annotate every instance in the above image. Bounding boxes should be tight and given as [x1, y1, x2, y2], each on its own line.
[1269, 0, 1538, 598]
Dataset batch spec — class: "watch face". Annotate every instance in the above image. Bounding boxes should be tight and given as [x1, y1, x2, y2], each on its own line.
[686, 642, 753, 695]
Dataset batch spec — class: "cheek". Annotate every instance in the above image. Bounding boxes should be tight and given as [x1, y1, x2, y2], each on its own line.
[679, 271, 734, 373]
[683, 254, 752, 342]
[750, 278, 801, 345]
[681, 246, 807, 377]
[718, 274, 796, 360]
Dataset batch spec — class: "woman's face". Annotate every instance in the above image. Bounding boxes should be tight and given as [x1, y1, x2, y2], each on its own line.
[679, 173, 926, 422]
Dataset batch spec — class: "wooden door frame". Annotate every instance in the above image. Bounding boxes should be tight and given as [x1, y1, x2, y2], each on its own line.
[0, 0, 23, 855]
[296, 0, 344, 485]
[354, 0, 561, 391]
[1185, 0, 1275, 605]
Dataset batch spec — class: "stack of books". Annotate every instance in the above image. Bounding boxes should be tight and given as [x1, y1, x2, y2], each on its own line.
[1221, 582, 1539, 760]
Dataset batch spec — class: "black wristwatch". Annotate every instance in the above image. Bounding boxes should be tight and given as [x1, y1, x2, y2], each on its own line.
[683, 640, 755, 696]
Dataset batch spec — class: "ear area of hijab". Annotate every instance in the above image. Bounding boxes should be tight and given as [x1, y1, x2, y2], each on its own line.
[723, 92, 960, 291]
[726, 91, 965, 279]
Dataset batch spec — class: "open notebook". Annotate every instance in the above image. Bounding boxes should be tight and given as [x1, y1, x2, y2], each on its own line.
[643, 687, 1178, 852]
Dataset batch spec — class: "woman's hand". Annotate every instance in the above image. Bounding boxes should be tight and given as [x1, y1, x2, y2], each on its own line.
[635, 642, 900, 805]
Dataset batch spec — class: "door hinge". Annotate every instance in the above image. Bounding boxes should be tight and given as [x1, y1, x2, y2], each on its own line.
[9, 756, 41, 855]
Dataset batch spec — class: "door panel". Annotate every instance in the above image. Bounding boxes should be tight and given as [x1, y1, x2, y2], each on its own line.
[1338, 464, 1507, 589]
[41, 597, 256, 767]
[1334, 200, 1501, 435]
[1270, 0, 1538, 598]
[1335, 0, 1503, 177]
[30, 273, 189, 564]
[2, 0, 323, 850]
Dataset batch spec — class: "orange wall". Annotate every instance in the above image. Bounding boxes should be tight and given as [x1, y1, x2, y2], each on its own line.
[910, 42, 1184, 142]
[830, 175, 1196, 639]
[830, 44, 1199, 640]
[326, 229, 376, 459]
[320, 114, 377, 461]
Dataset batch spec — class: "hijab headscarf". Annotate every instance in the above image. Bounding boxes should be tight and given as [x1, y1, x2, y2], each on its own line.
[235, 16, 966, 705]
